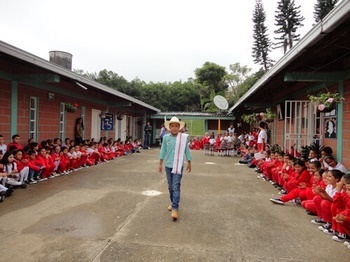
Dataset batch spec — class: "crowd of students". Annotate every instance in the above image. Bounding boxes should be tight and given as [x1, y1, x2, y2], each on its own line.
[0, 134, 145, 203]
[239, 141, 350, 250]
[188, 126, 261, 156]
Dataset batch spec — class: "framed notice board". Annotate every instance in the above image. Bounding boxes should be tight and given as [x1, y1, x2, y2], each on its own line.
[101, 113, 114, 131]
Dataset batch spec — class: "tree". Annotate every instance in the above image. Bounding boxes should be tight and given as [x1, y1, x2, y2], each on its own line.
[194, 62, 227, 94]
[194, 62, 227, 110]
[274, 0, 305, 54]
[314, 0, 338, 23]
[224, 63, 252, 100]
[252, 0, 274, 71]
[95, 69, 129, 92]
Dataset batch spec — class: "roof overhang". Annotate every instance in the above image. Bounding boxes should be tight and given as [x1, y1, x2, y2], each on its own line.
[0, 41, 160, 113]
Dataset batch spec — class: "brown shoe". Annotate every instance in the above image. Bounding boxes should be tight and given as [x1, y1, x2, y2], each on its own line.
[168, 205, 172, 211]
[171, 210, 179, 220]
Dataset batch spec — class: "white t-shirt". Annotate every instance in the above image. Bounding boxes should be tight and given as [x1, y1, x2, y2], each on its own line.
[227, 127, 235, 134]
[325, 184, 337, 198]
[0, 143, 7, 154]
[329, 162, 347, 173]
[257, 129, 267, 144]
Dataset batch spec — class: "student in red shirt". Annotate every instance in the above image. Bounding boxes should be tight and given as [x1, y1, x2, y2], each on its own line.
[270, 160, 320, 205]
[326, 174, 350, 242]
[13, 150, 30, 184]
[333, 178, 350, 243]
[301, 169, 327, 215]
[58, 147, 70, 174]
[7, 134, 24, 151]
[36, 147, 55, 180]
[51, 145, 62, 176]
[27, 149, 44, 181]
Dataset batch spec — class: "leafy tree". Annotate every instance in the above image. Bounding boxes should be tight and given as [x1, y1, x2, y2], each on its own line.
[194, 62, 227, 110]
[252, 0, 274, 71]
[227, 68, 265, 105]
[224, 63, 252, 103]
[314, 0, 338, 23]
[73, 69, 97, 81]
[194, 62, 227, 94]
[167, 81, 201, 111]
[274, 0, 305, 54]
[141, 82, 170, 111]
[95, 69, 129, 92]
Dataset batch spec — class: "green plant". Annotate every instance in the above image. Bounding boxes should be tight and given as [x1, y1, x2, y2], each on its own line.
[261, 108, 276, 122]
[300, 142, 324, 161]
[242, 113, 258, 124]
[242, 108, 276, 124]
[65, 102, 78, 112]
[308, 91, 344, 111]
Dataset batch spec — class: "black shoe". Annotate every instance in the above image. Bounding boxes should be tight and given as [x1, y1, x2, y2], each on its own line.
[5, 186, 14, 197]
[306, 210, 317, 216]
[0, 191, 5, 202]
[20, 183, 28, 188]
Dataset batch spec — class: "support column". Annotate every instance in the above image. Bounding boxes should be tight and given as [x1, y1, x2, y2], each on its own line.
[337, 81, 344, 161]
[11, 81, 18, 136]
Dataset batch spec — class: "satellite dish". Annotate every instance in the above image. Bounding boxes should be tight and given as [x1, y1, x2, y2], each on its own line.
[214, 95, 228, 110]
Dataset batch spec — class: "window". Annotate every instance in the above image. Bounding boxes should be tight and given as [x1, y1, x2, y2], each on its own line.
[29, 97, 38, 141]
[59, 102, 66, 140]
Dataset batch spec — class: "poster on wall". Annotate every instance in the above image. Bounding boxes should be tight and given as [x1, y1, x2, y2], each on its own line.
[324, 118, 336, 139]
[101, 113, 114, 131]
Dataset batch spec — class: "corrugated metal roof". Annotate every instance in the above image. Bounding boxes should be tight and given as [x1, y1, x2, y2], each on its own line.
[0, 40, 160, 113]
[153, 112, 234, 118]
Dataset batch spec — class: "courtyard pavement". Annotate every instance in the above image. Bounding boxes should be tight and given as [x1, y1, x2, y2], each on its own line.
[0, 149, 349, 262]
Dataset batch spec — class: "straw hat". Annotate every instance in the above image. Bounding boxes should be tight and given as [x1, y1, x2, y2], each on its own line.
[164, 117, 185, 130]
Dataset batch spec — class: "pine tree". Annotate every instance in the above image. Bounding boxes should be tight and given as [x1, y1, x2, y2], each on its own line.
[274, 0, 305, 54]
[252, 0, 274, 71]
[314, 0, 338, 23]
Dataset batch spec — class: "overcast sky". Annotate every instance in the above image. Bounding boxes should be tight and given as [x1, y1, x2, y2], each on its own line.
[1, 0, 327, 83]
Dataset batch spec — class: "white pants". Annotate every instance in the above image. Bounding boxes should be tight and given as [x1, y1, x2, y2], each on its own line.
[19, 166, 29, 182]
[4, 177, 22, 186]
[0, 183, 7, 192]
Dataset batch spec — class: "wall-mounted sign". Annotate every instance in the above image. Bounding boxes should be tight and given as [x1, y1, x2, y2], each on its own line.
[101, 113, 114, 131]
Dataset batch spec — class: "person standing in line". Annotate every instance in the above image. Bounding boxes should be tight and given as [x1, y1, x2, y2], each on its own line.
[144, 121, 152, 148]
[159, 117, 192, 220]
[75, 117, 84, 145]
[227, 124, 235, 135]
[257, 121, 267, 152]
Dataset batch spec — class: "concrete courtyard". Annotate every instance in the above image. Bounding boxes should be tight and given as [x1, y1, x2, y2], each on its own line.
[0, 149, 349, 261]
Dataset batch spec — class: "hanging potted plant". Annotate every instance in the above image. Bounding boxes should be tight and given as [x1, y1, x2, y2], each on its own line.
[65, 102, 78, 113]
[137, 118, 144, 125]
[117, 113, 124, 120]
[261, 108, 276, 122]
[308, 91, 344, 113]
[242, 113, 258, 124]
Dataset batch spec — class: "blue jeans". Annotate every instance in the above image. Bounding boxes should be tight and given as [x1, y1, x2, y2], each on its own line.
[144, 132, 151, 147]
[165, 166, 183, 210]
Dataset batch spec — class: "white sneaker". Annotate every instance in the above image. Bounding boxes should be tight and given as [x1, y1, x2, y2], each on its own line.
[344, 241, 349, 247]
[30, 180, 37, 184]
[332, 233, 349, 242]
